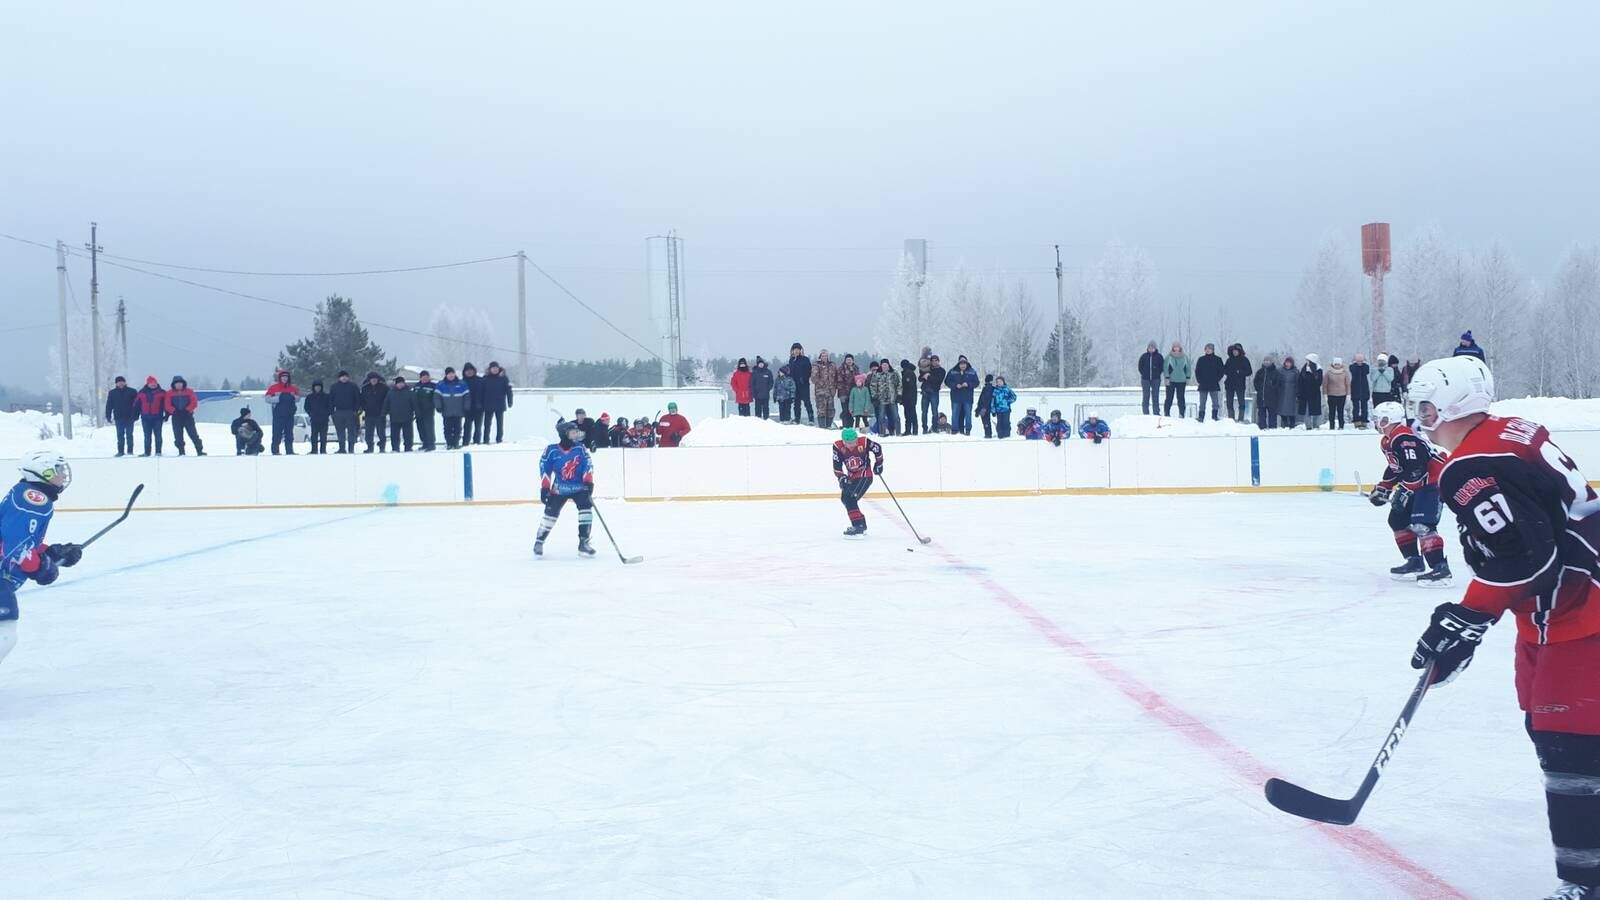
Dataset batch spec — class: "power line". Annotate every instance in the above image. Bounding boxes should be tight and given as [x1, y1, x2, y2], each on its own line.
[91, 249, 518, 277]
[523, 254, 669, 364]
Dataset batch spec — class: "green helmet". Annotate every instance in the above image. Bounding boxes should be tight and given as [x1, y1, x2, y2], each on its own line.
[841, 427, 859, 443]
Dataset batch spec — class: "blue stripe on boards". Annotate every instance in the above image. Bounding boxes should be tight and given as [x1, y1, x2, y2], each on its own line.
[1250, 436, 1261, 487]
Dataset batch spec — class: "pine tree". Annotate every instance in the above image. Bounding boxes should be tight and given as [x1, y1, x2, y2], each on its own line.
[220, 378, 233, 391]
[277, 295, 396, 386]
[1041, 308, 1098, 387]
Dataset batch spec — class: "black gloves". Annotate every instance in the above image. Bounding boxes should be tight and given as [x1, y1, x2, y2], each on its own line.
[1412, 602, 1495, 686]
[46, 543, 82, 567]
[872, 462, 883, 475]
[540, 486, 551, 504]
[1369, 486, 1392, 507]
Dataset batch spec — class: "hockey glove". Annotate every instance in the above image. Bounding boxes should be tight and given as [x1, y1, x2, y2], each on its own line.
[45, 543, 82, 567]
[540, 486, 551, 504]
[838, 475, 849, 489]
[1369, 486, 1392, 507]
[873, 462, 883, 475]
[1393, 485, 1414, 507]
[1412, 602, 1495, 686]
[30, 553, 59, 586]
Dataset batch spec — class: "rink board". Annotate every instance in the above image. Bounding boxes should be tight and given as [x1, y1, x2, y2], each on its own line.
[35, 429, 1600, 511]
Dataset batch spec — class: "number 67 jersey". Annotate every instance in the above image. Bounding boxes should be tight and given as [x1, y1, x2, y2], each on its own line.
[1439, 416, 1600, 645]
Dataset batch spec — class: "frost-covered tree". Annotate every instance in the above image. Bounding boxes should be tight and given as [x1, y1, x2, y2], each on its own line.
[935, 263, 999, 373]
[1543, 244, 1600, 398]
[1462, 240, 1531, 395]
[1081, 240, 1157, 383]
[874, 253, 932, 363]
[1387, 226, 1462, 361]
[993, 281, 1041, 386]
[47, 311, 127, 422]
[1041, 307, 1097, 387]
[1290, 233, 1362, 363]
[423, 304, 498, 373]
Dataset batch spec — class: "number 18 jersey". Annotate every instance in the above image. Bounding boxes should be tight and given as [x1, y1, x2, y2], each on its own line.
[1439, 416, 1600, 645]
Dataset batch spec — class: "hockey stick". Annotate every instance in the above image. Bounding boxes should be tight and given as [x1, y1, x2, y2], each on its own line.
[1264, 660, 1436, 826]
[876, 474, 932, 544]
[80, 483, 145, 549]
[591, 501, 643, 564]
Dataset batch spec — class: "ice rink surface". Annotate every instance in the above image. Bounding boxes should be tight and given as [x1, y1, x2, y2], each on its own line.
[2, 491, 1555, 898]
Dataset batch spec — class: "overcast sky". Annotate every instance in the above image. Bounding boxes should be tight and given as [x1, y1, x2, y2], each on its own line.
[3, 0, 1597, 389]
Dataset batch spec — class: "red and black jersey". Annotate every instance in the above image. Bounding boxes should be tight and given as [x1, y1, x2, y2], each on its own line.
[1378, 425, 1442, 491]
[832, 438, 882, 481]
[1438, 416, 1600, 645]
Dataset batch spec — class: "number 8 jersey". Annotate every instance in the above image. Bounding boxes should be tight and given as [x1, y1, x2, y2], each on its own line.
[1439, 416, 1600, 645]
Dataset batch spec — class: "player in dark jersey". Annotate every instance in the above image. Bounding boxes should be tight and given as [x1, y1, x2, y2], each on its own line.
[1407, 356, 1600, 899]
[832, 427, 883, 536]
[1370, 402, 1452, 585]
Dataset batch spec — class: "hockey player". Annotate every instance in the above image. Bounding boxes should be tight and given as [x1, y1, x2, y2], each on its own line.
[832, 427, 883, 536]
[1042, 410, 1071, 445]
[0, 451, 82, 668]
[1369, 401, 1452, 585]
[535, 420, 596, 558]
[1406, 356, 1600, 898]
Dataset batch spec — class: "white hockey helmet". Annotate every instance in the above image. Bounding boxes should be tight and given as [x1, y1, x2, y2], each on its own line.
[1371, 402, 1407, 435]
[1408, 356, 1494, 432]
[18, 449, 71, 490]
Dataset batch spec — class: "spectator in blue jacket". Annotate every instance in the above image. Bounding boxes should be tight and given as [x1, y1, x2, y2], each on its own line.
[1042, 410, 1071, 445]
[1453, 330, 1486, 360]
[434, 367, 472, 449]
[1016, 408, 1044, 440]
[1079, 412, 1110, 443]
[990, 376, 1017, 438]
[944, 356, 979, 435]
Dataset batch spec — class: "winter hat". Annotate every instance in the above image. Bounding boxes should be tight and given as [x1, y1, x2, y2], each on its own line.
[600, 413, 610, 421]
[1050, 409, 1062, 418]
[575, 408, 587, 417]
[779, 365, 789, 375]
[462, 363, 477, 375]
[1461, 331, 1474, 342]
[114, 375, 126, 384]
[900, 359, 913, 368]
[1305, 353, 1319, 365]
[488, 361, 500, 369]
[393, 375, 406, 384]
[337, 370, 350, 378]
[984, 374, 993, 384]
[444, 367, 456, 375]
[958, 355, 969, 364]
[312, 380, 324, 388]
[146, 375, 159, 386]
[367, 371, 381, 381]
[756, 356, 766, 365]
[1025, 408, 1037, 415]
[418, 370, 431, 379]
[239, 406, 251, 415]
[1333, 357, 1344, 366]
[737, 357, 749, 368]
[854, 373, 867, 385]
[791, 342, 803, 350]
[841, 427, 859, 443]
[171, 376, 186, 386]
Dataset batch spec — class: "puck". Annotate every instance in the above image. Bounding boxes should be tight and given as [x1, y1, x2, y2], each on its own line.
[906, 548, 914, 552]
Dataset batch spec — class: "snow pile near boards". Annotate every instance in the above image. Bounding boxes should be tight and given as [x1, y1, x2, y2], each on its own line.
[1492, 397, 1600, 430]
[0, 409, 232, 458]
[679, 416, 972, 447]
[1109, 414, 1261, 438]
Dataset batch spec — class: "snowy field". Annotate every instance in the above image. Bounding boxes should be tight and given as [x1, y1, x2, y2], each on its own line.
[1, 492, 1550, 898]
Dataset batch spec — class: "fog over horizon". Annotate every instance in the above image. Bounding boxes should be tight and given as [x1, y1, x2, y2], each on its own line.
[3, 1, 1597, 394]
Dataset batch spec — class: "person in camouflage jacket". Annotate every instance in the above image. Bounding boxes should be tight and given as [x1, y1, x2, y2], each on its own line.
[836, 353, 860, 419]
[812, 350, 840, 428]
[867, 358, 901, 435]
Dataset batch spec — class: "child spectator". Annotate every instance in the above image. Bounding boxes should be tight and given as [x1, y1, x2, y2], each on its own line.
[774, 366, 796, 423]
[990, 376, 1017, 438]
[730, 358, 753, 416]
[1080, 411, 1110, 443]
[848, 373, 872, 429]
[1043, 410, 1071, 445]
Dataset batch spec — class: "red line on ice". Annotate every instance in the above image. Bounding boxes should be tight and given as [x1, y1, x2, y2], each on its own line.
[875, 505, 1468, 900]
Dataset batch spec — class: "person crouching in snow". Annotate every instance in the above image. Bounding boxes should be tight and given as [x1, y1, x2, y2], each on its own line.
[833, 427, 883, 536]
[536, 420, 597, 558]
[1079, 411, 1111, 444]
[1042, 410, 1071, 445]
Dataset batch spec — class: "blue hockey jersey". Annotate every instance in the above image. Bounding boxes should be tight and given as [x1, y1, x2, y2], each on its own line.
[0, 481, 57, 620]
[540, 443, 594, 496]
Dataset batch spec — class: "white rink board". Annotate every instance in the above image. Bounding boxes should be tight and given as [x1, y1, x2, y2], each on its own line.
[27, 429, 1600, 511]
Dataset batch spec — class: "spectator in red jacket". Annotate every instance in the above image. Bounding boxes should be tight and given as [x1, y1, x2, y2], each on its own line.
[135, 376, 167, 456]
[164, 376, 205, 456]
[655, 402, 692, 447]
[730, 358, 753, 416]
[264, 369, 301, 455]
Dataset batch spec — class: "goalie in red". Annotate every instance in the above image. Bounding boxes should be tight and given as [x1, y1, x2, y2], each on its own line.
[1407, 356, 1600, 899]
[832, 427, 883, 536]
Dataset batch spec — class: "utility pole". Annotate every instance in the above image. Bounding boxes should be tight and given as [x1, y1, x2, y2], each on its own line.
[516, 250, 529, 386]
[115, 296, 128, 359]
[87, 222, 102, 424]
[56, 241, 73, 438]
[1055, 244, 1066, 389]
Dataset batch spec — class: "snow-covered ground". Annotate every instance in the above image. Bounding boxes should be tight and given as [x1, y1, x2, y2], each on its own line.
[2, 493, 1552, 897]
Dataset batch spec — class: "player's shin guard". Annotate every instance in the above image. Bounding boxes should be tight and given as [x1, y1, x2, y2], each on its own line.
[1394, 529, 1420, 560]
[1418, 529, 1447, 569]
[1533, 728, 1600, 887]
[535, 513, 557, 543]
[577, 508, 593, 542]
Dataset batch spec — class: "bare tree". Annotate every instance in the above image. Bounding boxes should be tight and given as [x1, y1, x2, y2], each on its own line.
[1464, 240, 1531, 395]
[874, 254, 929, 362]
[1387, 225, 1460, 361]
[1290, 232, 1361, 363]
[1545, 244, 1600, 398]
[1082, 240, 1157, 384]
[423, 304, 497, 371]
[994, 281, 1041, 385]
[47, 311, 127, 422]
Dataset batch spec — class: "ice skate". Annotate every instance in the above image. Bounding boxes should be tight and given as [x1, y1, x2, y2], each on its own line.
[533, 539, 544, 557]
[578, 539, 596, 557]
[1389, 557, 1425, 580]
[1416, 563, 1453, 588]
[843, 522, 866, 537]
[1544, 882, 1597, 900]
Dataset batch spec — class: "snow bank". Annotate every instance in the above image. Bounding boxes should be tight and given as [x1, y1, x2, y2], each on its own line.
[1492, 397, 1600, 431]
[679, 416, 975, 448]
[1108, 414, 1261, 438]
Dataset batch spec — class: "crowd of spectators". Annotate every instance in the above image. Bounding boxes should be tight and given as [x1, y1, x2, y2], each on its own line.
[103, 361, 517, 457]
